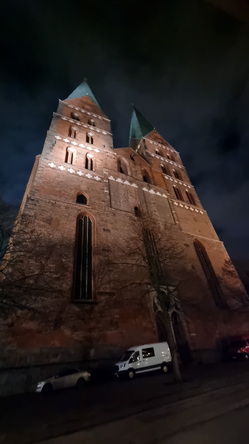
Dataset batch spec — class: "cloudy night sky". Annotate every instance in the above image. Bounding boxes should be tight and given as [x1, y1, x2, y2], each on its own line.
[1, 0, 249, 261]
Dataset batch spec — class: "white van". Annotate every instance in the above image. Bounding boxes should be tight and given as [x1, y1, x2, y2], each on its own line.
[115, 342, 172, 379]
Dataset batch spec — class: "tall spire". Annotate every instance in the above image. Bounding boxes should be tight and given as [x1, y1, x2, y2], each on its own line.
[66, 79, 100, 107]
[129, 106, 154, 143]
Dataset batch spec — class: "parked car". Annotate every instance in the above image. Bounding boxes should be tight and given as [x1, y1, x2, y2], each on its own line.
[115, 342, 172, 379]
[226, 339, 249, 361]
[35, 368, 91, 394]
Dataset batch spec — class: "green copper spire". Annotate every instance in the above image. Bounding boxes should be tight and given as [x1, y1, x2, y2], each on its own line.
[66, 79, 100, 107]
[129, 106, 154, 142]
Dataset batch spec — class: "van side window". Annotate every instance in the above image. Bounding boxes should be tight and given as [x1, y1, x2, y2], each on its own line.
[142, 347, 155, 358]
[129, 351, 140, 363]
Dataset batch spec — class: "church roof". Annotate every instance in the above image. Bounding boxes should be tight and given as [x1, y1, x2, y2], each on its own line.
[66, 79, 100, 107]
[129, 106, 154, 142]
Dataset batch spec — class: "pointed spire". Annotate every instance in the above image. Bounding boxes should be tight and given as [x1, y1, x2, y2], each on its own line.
[129, 106, 154, 143]
[66, 79, 100, 107]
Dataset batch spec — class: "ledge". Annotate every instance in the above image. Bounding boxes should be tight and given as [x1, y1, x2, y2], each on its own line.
[72, 300, 98, 305]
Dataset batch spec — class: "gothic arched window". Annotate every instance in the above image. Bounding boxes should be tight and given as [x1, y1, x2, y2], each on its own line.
[86, 132, 94, 144]
[161, 164, 168, 175]
[85, 154, 93, 170]
[173, 186, 183, 201]
[142, 170, 152, 184]
[88, 119, 95, 127]
[73, 215, 93, 301]
[65, 147, 75, 164]
[117, 158, 129, 175]
[71, 112, 80, 121]
[172, 169, 182, 180]
[134, 206, 141, 217]
[194, 239, 224, 308]
[186, 191, 196, 205]
[155, 149, 163, 157]
[69, 126, 77, 138]
[76, 194, 87, 205]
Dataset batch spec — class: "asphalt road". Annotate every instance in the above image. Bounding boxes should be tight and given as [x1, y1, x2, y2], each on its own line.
[1, 362, 249, 444]
[41, 401, 249, 444]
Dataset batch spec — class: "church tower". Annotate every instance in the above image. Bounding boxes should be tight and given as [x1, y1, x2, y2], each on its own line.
[2, 81, 249, 375]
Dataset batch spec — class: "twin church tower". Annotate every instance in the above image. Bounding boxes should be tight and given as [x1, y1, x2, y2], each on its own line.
[3, 80, 249, 368]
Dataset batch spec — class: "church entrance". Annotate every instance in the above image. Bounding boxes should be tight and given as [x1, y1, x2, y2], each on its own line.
[155, 310, 192, 364]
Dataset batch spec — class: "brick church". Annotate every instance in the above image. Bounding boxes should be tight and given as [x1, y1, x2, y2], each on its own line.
[2, 81, 249, 374]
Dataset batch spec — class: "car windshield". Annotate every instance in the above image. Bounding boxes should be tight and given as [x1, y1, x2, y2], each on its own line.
[120, 350, 134, 362]
[55, 369, 78, 378]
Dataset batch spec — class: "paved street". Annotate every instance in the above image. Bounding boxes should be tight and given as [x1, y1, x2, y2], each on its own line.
[1, 362, 249, 444]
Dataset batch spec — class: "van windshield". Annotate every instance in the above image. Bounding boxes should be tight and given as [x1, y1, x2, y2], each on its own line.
[120, 350, 134, 362]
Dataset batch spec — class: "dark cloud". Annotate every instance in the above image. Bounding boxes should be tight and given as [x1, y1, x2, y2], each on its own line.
[1, 0, 249, 259]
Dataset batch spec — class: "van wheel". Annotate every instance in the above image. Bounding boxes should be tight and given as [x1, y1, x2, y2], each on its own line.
[128, 369, 135, 380]
[161, 363, 168, 374]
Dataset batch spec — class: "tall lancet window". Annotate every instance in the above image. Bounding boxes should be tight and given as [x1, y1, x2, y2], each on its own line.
[117, 158, 129, 175]
[86, 132, 94, 144]
[65, 147, 75, 164]
[85, 153, 93, 170]
[193, 239, 224, 308]
[73, 215, 93, 301]
[69, 126, 77, 138]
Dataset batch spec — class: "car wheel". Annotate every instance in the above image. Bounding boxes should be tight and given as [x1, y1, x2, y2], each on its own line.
[161, 363, 168, 374]
[127, 369, 135, 380]
[42, 383, 53, 395]
[76, 378, 86, 389]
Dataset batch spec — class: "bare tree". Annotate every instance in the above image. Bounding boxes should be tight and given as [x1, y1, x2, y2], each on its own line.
[96, 216, 189, 382]
[0, 210, 69, 326]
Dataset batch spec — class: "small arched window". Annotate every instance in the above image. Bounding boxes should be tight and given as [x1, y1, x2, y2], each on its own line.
[117, 158, 129, 175]
[161, 164, 168, 175]
[143, 170, 152, 183]
[134, 206, 141, 217]
[65, 147, 75, 164]
[142, 170, 152, 184]
[86, 132, 94, 144]
[69, 126, 77, 138]
[85, 153, 93, 170]
[76, 194, 87, 205]
[172, 169, 182, 180]
[71, 112, 80, 121]
[186, 191, 196, 205]
[155, 149, 163, 157]
[173, 186, 184, 201]
[88, 119, 95, 127]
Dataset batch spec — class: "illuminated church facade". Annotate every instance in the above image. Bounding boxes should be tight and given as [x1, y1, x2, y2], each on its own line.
[2, 81, 249, 373]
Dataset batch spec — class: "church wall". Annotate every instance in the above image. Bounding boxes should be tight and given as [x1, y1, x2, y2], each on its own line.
[2, 87, 249, 395]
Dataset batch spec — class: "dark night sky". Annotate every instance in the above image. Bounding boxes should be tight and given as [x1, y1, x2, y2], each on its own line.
[1, 0, 249, 260]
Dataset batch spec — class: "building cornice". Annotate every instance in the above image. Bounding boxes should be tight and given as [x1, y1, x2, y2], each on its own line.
[54, 134, 116, 156]
[60, 100, 110, 122]
[147, 150, 184, 170]
[54, 112, 112, 136]
[144, 137, 180, 155]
